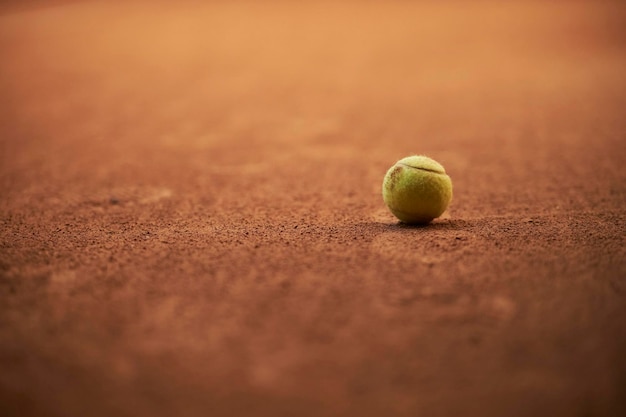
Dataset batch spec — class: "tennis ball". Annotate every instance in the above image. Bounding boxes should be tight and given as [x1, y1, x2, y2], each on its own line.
[382, 155, 453, 224]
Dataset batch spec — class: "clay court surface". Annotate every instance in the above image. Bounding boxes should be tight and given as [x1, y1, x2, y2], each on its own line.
[1, 1, 625, 416]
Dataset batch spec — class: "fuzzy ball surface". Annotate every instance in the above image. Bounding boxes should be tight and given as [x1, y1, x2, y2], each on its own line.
[382, 155, 453, 224]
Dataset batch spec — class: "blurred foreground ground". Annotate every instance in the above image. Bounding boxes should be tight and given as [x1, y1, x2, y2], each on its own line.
[1, 1, 625, 416]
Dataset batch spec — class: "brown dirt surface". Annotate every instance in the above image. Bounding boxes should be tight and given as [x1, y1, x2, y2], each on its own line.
[1, 1, 625, 416]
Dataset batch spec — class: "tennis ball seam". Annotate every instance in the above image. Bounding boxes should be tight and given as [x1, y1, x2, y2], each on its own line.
[397, 163, 446, 175]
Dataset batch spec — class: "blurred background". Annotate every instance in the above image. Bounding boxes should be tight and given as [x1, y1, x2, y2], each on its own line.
[1, 0, 625, 216]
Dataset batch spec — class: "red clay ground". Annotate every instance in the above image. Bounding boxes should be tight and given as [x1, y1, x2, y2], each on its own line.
[1, 1, 625, 416]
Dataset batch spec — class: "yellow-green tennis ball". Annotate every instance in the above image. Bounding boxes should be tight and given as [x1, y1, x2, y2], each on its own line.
[382, 155, 453, 224]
